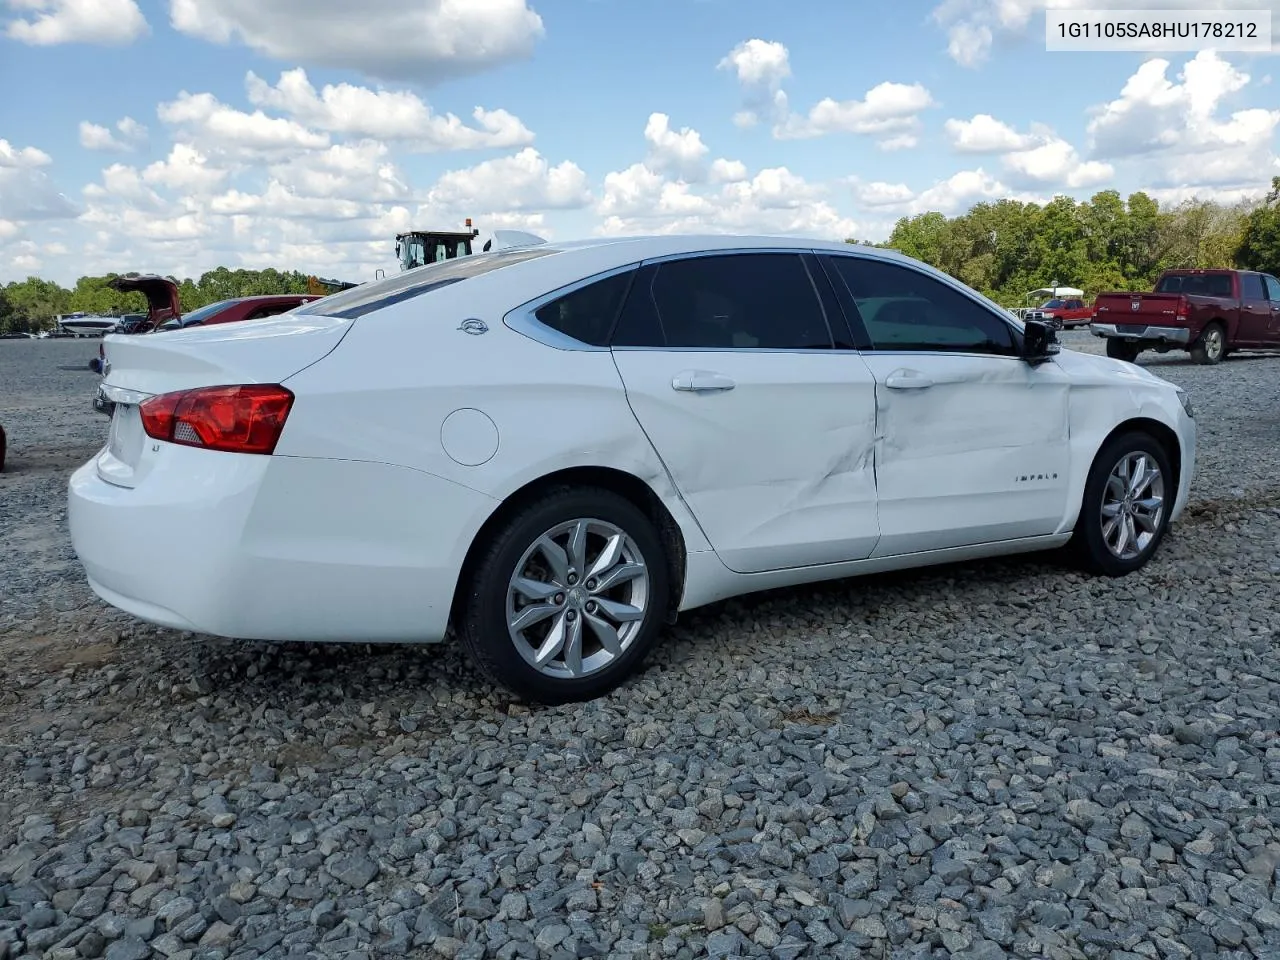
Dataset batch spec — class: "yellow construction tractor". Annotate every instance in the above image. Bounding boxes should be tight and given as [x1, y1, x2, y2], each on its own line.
[306, 276, 359, 296]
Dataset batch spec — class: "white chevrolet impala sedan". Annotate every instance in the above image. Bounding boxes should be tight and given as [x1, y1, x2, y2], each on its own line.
[69, 235, 1196, 702]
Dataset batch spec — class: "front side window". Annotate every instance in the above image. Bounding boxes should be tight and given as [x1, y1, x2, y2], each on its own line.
[611, 253, 832, 350]
[1265, 275, 1280, 301]
[1241, 273, 1266, 301]
[825, 255, 1017, 355]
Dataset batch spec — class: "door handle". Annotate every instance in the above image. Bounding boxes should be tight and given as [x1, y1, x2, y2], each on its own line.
[672, 369, 736, 392]
[884, 370, 934, 390]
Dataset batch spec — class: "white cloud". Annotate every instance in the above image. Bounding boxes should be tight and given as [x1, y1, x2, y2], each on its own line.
[945, 114, 1037, 153]
[718, 38, 791, 89]
[0, 139, 52, 168]
[169, 0, 545, 84]
[267, 141, 411, 203]
[1087, 51, 1280, 190]
[718, 39, 792, 128]
[709, 158, 749, 183]
[596, 146, 855, 241]
[244, 68, 534, 150]
[850, 169, 1032, 218]
[719, 40, 931, 149]
[776, 82, 935, 143]
[1003, 139, 1114, 188]
[79, 116, 148, 152]
[643, 113, 709, 181]
[5, 0, 147, 45]
[0, 141, 77, 224]
[878, 134, 919, 152]
[158, 91, 331, 157]
[425, 148, 592, 212]
[142, 144, 229, 194]
[850, 179, 917, 208]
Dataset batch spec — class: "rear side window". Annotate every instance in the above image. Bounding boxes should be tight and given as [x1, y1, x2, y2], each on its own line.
[302, 248, 558, 320]
[1266, 275, 1280, 301]
[1155, 273, 1234, 297]
[533, 271, 634, 346]
[1241, 273, 1266, 301]
[611, 253, 832, 349]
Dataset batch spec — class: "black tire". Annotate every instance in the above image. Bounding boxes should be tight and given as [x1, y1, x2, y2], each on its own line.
[1105, 339, 1141, 363]
[1190, 321, 1225, 365]
[1069, 430, 1174, 577]
[457, 486, 671, 704]
[0, 423, 5, 473]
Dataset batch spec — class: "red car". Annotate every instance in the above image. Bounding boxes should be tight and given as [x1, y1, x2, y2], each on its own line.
[92, 276, 322, 371]
[153, 293, 325, 331]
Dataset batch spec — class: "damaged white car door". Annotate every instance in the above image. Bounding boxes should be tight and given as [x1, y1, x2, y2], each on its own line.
[819, 253, 1072, 557]
[610, 250, 881, 574]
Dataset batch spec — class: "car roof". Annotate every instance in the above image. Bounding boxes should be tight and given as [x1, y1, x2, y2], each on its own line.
[533, 234, 904, 259]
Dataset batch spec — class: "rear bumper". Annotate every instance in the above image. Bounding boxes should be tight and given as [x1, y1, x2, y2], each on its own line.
[1091, 323, 1191, 344]
[68, 447, 498, 643]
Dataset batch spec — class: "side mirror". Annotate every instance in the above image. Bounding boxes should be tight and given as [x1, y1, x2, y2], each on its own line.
[1022, 319, 1061, 365]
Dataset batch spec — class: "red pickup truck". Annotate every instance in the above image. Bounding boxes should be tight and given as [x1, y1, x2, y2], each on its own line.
[1091, 268, 1280, 364]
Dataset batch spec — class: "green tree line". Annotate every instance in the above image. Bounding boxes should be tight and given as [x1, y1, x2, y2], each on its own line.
[0, 267, 316, 334]
[851, 176, 1280, 306]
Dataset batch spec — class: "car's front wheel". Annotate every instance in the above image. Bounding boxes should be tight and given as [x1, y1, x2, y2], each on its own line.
[1070, 431, 1173, 576]
[457, 487, 670, 703]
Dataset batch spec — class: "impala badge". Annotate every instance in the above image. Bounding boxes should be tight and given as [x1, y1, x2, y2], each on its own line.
[458, 318, 488, 335]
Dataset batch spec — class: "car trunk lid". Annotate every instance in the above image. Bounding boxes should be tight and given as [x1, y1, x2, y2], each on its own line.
[96, 313, 354, 487]
[108, 275, 183, 330]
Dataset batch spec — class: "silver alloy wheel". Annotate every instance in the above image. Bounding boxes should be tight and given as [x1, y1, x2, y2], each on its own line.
[505, 517, 650, 679]
[1203, 326, 1223, 360]
[1100, 451, 1165, 560]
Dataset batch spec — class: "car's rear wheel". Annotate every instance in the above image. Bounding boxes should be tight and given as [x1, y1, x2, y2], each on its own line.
[1070, 430, 1173, 576]
[1190, 321, 1225, 364]
[457, 487, 670, 703]
[1105, 339, 1141, 363]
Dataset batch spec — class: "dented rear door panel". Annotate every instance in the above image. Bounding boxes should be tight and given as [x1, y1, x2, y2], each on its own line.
[611, 349, 881, 574]
[860, 353, 1072, 557]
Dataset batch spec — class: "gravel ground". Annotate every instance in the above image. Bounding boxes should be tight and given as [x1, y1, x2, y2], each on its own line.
[3, 333, 1280, 960]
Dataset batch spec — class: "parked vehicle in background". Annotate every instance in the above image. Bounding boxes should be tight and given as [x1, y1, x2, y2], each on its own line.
[91, 291, 323, 373]
[153, 294, 323, 332]
[69, 234, 1197, 704]
[1091, 268, 1280, 364]
[1017, 286, 1093, 329]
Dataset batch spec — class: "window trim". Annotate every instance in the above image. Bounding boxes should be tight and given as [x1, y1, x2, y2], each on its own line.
[1241, 272, 1268, 302]
[816, 251, 1026, 360]
[503, 263, 640, 352]
[610, 247, 842, 353]
[1265, 274, 1280, 302]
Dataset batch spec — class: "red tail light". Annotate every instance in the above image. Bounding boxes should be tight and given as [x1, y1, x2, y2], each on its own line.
[139, 384, 294, 455]
[1176, 298, 1190, 318]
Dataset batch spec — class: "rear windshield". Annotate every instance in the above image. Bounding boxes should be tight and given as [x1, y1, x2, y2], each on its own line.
[299, 247, 558, 320]
[1155, 273, 1233, 297]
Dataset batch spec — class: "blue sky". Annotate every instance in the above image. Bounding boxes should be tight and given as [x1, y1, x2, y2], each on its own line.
[1, 0, 1277, 285]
